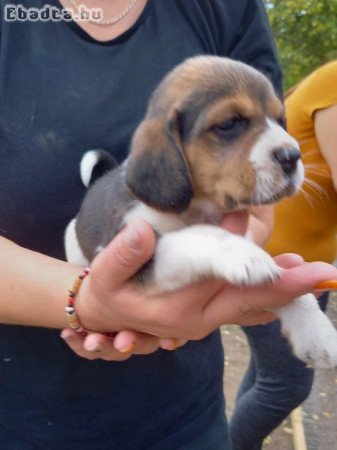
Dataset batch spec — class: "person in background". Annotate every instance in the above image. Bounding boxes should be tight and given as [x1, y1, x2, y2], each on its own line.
[230, 59, 337, 450]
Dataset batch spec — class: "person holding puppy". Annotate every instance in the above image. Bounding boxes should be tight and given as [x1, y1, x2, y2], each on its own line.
[1, 1, 337, 448]
[230, 60, 337, 450]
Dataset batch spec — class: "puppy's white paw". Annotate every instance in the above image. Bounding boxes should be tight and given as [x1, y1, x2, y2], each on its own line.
[278, 295, 337, 369]
[286, 316, 337, 369]
[215, 236, 280, 286]
[154, 226, 279, 291]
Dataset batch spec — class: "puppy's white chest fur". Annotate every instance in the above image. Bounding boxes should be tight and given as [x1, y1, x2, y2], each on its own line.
[123, 198, 223, 234]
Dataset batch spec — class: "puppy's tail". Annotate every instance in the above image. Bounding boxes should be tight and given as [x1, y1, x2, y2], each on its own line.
[80, 150, 117, 188]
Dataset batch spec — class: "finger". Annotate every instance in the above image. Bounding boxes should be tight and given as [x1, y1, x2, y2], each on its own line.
[233, 310, 277, 326]
[83, 332, 134, 361]
[202, 286, 277, 330]
[91, 219, 156, 289]
[277, 261, 337, 296]
[113, 330, 163, 355]
[61, 329, 132, 361]
[159, 338, 188, 350]
[112, 330, 138, 353]
[221, 212, 249, 236]
[274, 253, 305, 269]
[60, 329, 102, 360]
[203, 261, 337, 330]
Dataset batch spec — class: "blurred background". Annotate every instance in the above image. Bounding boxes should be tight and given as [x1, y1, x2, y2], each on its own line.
[264, 0, 337, 89]
[224, 4, 337, 449]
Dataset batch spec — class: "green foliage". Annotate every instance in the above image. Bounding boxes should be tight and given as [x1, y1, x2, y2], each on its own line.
[264, 0, 337, 89]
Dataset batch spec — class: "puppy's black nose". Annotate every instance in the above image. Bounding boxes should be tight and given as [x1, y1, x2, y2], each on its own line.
[273, 147, 301, 176]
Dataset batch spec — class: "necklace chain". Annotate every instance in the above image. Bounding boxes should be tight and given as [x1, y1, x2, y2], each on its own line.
[69, 0, 139, 26]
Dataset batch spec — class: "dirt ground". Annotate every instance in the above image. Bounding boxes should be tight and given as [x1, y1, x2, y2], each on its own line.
[222, 292, 337, 450]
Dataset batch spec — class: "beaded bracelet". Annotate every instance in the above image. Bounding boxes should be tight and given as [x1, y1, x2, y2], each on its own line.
[65, 267, 91, 335]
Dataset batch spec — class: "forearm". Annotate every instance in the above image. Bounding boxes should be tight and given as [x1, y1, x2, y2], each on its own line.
[0, 237, 82, 329]
[315, 105, 337, 192]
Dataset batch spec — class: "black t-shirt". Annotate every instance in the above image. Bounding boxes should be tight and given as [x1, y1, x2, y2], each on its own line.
[0, 1, 282, 448]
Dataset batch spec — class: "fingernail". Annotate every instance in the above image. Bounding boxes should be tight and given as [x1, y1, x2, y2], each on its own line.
[86, 344, 102, 353]
[161, 339, 180, 351]
[115, 342, 136, 354]
[123, 221, 142, 251]
[60, 330, 73, 342]
[314, 280, 337, 291]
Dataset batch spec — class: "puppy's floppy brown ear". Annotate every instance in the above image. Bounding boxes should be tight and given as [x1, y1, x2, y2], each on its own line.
[126, 112, 193, 212]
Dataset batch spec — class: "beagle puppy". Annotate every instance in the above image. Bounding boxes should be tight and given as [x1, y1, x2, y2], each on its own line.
[65, 56, 337, 368]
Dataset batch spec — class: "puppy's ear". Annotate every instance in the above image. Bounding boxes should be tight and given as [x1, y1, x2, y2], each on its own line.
[126, 112, 193, 212]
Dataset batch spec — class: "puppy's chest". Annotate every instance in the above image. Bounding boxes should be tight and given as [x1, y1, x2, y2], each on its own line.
[123, 199, 223, 234]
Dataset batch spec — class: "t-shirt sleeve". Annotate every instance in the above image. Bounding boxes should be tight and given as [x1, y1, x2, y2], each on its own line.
[177, 0, 283, 98]
[216, 0, 283, 98]
[177, 0, 283, 96]
[302, 61, 337, 117]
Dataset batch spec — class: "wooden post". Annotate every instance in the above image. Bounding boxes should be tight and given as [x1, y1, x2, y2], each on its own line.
[290, 406, 308, 450]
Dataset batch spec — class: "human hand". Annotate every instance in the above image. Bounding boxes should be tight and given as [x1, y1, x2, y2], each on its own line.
[61, 328, 187, 361]
[65, 219, 337, 339]
[62, 212, 250, 359]
[62, 220, 191, 360]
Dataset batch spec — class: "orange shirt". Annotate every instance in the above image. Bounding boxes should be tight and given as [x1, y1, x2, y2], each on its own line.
[266, 61, 337, 263]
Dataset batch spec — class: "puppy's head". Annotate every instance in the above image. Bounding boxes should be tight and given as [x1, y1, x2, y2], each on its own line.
[126, 56, 303, 213]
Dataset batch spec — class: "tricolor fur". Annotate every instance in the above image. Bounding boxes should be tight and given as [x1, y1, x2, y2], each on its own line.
[65, 56, 337, 368]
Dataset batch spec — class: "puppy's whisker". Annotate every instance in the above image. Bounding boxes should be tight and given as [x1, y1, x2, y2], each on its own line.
[304, 167, 330, 179]
[304, 162, 328, 169]
[300, 148, 321, 159]
[302, 178, 327, 202]
[261, 173, 281, 195]
[296, 138, 310, 146]
[299, 186, 316, 208]
[304, 177, 327, 194]
[304, 161, 329, 168]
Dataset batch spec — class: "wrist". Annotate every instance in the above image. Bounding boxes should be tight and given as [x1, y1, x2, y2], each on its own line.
[65, 268, 91, 334]
[73, 274, 112, 333]
[0, 238, 85, 329]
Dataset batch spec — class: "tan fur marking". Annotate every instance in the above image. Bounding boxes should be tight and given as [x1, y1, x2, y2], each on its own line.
[185, 131, 260, 210]
[128, 56, 289, 212]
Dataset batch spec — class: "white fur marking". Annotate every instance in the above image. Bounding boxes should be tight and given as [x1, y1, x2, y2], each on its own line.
[251, 119, 298, 167]
[123, 199, 223, 234]
[64, 218, 90, 266]
[80, 151, 100, 187]
[250, 119, 304, 201]
[123, 203, 186, 233]
[153, 225, 280, 290]
[150, 223, 337, 368]
[275, 294, 337, 368]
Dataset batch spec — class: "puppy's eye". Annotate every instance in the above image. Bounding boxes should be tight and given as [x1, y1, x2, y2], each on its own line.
[212, 116, 249, 139]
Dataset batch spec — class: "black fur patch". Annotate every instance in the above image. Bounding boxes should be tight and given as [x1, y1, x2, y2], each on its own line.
[88, 150, 118, 187]
[126, 147, 193, 213]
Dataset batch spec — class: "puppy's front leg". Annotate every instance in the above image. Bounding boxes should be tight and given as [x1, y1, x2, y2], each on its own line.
[147, 225, 337, 369]
[275, 295, 337, 368]
[151, 225, 279, 291]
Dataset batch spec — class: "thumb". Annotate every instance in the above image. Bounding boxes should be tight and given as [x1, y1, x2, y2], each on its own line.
[274, 253, 305, 269]
[91, 219, 156, 288]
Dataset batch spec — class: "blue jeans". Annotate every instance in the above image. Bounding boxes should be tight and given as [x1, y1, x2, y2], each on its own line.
[230, 293, 329, 450]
